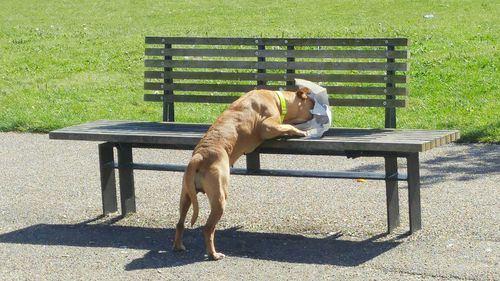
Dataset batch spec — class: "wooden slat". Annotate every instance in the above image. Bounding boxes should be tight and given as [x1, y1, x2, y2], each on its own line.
[326, 86, 406, 95]
[145, 59, 408, 71]
[144, 82, 407, 96]
[145, 37, 409, 46]
[144, 94, 406, 107]
[144, 71, 408, 84]
[146, 95, 239, 104]
[145, 48, 409, 59]
[329, 99, 405, 107]
[144, 82, 255, 93]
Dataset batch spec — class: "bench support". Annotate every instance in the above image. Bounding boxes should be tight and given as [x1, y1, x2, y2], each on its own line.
[246, 152, 261, 172]
[98, 142, 118, 214]
[117, 144, 136, 215]
[384, 157, 400, 233]
[407, 153, 422, 233]
[96, 142, 422, 233]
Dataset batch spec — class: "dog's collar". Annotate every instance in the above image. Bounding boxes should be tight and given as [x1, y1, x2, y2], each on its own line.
[275, 90, 287, 123]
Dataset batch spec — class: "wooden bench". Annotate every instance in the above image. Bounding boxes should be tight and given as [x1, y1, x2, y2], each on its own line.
[49, 37, 460, 234]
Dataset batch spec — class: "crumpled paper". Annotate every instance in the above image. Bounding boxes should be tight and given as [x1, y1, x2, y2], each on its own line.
[293, 79, 332, 138]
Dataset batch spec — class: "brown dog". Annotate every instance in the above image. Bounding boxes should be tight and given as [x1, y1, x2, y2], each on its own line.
[173, 88, 315, 260]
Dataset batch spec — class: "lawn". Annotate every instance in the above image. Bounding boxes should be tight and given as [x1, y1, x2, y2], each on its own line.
[0, 0, 498, 142]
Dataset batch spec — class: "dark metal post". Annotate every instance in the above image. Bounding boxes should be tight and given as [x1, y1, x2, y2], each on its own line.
[98, 142, 117, 215]
[286, 42, 295, 89]
[163, 43, 174, 122]
[246, 152, 261, 172]
[383, 45, 398, 227]
[117, 143, 136, 215]
[384, 156, 400, 232]
[257, 43, 266, 88]
[247, 43, 267, 172]
[407, 153, 422, 233]
[385, 45, 396, 128]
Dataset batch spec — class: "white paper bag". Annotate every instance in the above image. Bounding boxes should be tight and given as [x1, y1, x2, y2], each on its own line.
[293, 79, 332, 138]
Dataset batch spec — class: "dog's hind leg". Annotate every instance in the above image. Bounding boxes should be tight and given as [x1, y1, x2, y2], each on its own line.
[173, 189, 191, 251]
[203, 165, 229, 260]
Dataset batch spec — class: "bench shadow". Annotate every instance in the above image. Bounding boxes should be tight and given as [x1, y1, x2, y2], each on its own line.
[0, 220, 401, 270]
[419, 144, 500, 184]
[343, 144, 499, 186]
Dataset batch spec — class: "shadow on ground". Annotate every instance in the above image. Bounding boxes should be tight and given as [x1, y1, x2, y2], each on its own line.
[344, 144, 499, 186]
[0, 219, 401, 270]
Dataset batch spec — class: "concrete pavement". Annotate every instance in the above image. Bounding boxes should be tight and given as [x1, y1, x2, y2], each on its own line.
[0, 132, 498, 280]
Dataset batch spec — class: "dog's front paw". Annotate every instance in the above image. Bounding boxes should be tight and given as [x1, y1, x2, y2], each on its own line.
[208, 252, 225, 261]
[297, 130, 309, 137]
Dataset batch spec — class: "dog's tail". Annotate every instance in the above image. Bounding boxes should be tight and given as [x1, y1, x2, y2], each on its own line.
[183, 153, 203, 226]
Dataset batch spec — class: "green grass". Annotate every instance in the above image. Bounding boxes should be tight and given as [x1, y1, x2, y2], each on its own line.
[0, 0, 498, 142]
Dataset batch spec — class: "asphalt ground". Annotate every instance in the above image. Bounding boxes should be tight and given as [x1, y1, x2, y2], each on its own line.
[0, 132, 498, 280]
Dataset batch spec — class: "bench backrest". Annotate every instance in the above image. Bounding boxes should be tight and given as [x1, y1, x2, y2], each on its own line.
[144, 37, 409, 128]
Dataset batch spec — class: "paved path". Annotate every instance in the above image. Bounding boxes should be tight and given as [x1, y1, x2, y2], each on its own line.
[0, 133, 498, 280]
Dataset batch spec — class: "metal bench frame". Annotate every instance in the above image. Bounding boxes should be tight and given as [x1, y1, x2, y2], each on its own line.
[50, 37, 460, 234]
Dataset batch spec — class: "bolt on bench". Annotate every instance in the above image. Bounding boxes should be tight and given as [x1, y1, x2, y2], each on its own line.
[49, 37, 460, 234]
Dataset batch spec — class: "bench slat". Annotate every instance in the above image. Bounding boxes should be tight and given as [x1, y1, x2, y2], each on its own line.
[145, 71, 407, 84]
[144, 82, 407, 96]
[145, 48, 409, 59]
[143, 94, 406, 107]
[145, 94, 237, 103]
[145, 37, 409, 46]
[145, 59, 408, 71]
[325, 98, 403, 108]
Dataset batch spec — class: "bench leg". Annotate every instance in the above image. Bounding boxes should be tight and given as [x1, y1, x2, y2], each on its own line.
[246, 152, 261, 172]
[99, 143, 118, 215]
[384, 157, 400, 233]
[117, 144, 136, 216]
[407, 153, 422, 233]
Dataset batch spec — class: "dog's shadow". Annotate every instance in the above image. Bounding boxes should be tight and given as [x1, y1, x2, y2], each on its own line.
[0, 219, 401, 270]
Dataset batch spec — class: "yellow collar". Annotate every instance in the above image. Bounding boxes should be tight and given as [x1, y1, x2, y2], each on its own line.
[275, 91, 287, 123]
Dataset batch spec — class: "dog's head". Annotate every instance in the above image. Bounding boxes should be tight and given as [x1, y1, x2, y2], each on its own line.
[284, 87, 315, 124]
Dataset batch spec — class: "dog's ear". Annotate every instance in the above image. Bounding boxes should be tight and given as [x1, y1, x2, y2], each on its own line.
[296, 87, 311, 100]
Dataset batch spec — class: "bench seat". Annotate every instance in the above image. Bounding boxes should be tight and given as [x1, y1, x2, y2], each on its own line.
[50, 120, 459, 153]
